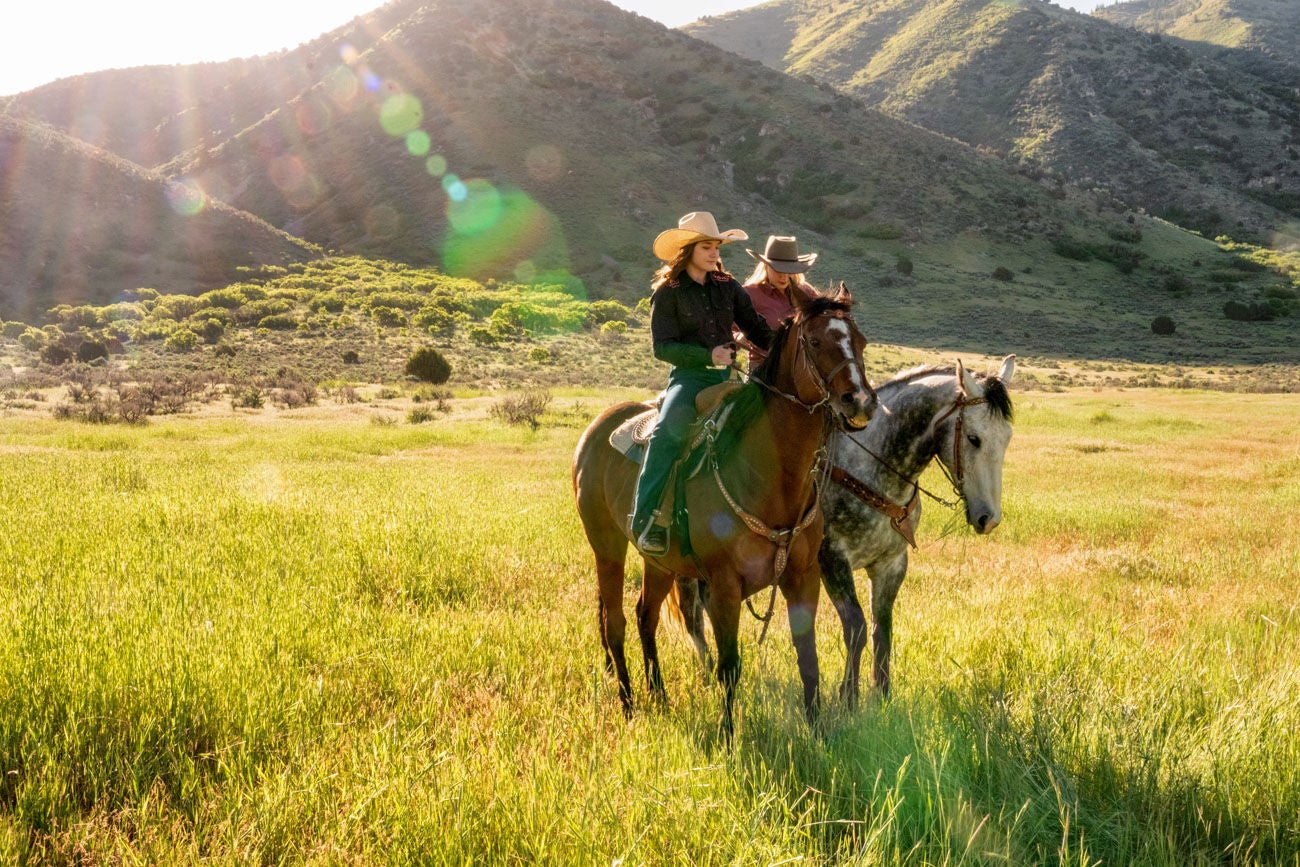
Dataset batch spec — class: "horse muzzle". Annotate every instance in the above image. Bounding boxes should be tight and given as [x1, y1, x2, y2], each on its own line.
[837, 389, 877, 431]
[967, 502, 1002, 534]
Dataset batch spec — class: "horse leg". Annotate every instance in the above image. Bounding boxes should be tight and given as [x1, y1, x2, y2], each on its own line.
[672, 576, 714, 681]
[637, 562, 675, 703]
[708, 580, 743, 745]
[596, 554, 634, 715]
[819, 540, 865, 709]
[870, 553, 908, 697]
[782, 567, 822, 730]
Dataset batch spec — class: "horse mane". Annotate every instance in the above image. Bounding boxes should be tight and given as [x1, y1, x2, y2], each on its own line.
[882, 363, 1014, 422]
[711, 291, 855, 459]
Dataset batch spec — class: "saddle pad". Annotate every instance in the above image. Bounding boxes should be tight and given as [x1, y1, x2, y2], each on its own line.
[609, 407, 657, 459]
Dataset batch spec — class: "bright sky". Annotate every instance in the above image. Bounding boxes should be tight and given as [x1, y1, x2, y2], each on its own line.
[2, 0, 1107, 97]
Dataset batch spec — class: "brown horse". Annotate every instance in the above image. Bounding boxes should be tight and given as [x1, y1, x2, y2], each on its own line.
[571, 286, 876, 739]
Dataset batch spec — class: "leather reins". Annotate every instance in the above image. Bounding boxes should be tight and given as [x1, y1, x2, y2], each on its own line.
[832, 389, 987, 547]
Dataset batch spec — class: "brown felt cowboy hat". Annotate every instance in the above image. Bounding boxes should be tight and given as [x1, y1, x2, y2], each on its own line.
[746, 235, 818, 274]
[652, 211, 749, 262]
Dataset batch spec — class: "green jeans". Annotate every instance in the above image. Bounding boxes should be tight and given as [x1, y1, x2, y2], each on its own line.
[630, 366, 730, 533]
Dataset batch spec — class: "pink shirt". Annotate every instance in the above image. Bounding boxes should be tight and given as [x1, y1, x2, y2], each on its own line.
[735, 280, 818, 362]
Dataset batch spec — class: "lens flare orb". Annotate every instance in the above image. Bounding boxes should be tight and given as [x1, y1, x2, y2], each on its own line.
[165, 178, 206, 216]
[380, 93, 422, 137]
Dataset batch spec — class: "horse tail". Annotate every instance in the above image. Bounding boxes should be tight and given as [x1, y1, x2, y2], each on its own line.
[668, 576, 714, 675]
[666, 578, 688, 630]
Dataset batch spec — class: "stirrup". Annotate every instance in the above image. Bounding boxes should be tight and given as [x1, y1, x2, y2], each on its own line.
[636, 522, 669, 556]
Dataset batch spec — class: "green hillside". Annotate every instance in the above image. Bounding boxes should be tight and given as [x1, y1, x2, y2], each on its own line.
[685, 0, 1300, 244]
[1096, 0, 1300, 68]
[0, 0, 1296, 364]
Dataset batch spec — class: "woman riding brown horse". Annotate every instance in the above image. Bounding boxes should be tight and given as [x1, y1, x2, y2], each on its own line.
[572, 285, 877, 740]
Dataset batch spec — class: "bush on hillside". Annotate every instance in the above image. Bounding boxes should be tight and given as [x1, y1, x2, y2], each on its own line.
[1223, 300, 1276, 322]
[40, 344, 72, 365]
[76, 341, 109, 363]
[1151, 316, 1176, 336]
[164, 328, 200, 352]
[196, 319, 225, 344]
[585, 299, 633, 328]
[258, 314, 299, 331]
[405, 346, 452, 384]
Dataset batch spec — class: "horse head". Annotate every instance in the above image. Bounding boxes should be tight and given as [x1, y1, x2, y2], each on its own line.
[761, 282, 876, 430]
[937, 355, 1016, 533]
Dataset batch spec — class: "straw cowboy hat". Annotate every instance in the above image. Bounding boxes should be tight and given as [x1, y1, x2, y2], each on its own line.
[652, 211, 748, 262]
[746, 235, 818, 274]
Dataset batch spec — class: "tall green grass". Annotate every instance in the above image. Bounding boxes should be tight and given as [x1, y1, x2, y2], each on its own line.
[0, 389, 1297, 863]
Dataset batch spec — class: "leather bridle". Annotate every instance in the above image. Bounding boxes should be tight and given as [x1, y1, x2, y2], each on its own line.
[931, 392, 988, 489]
[746, 310, 876, 418]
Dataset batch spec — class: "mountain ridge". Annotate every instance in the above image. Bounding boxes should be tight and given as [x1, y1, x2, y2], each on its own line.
[684, 0, 1300, 243]
[0, 114, 319, 321]
[1, 0, 1295, 362]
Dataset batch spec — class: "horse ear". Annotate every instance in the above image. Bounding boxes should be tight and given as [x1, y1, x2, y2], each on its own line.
[956, 358, 981, 398]
[998, 354, 1016, 386]
[835, 280, 853, 305]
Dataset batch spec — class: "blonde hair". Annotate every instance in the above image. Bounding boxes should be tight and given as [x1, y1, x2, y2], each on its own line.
[651, 241, 733, 291]
[742, 261, 813, 290]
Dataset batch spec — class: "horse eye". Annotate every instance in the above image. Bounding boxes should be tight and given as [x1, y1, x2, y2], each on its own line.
[967, 434, 981, 448]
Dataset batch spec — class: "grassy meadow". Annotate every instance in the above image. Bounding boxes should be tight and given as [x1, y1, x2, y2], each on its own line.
[0, 383, 1298, 864]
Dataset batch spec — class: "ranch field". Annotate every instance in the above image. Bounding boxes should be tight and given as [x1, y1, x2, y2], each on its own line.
[1, 384, 1298, 864]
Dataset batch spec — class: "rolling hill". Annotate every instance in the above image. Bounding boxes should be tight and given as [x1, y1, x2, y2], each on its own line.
[684, 0, 1300, 244]
[0, 115, 319, 322]
[1096, 0, 1300, 71]
[1, 0, 1296, 363]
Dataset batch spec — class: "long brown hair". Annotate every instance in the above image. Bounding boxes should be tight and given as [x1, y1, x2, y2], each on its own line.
[651, 241, 733, 291]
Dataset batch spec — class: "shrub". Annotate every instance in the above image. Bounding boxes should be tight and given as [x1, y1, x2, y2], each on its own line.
[1151, 316, 1176, 335]
[585, 300, 633, 327]
[992, 267, 1014, 282]
[342, 350, 361, 365]
[19, 328, 46, 350]
[40, 345, 73, 365]
[1108, 226, 1143, 244]
[1223, 300, 1276, 321]
[490, 389, 553, 430]
[405, 346, 452, 384]
[164, 329, 200, 352]
[408, 407, 436, 424]
[258, 314, 299, 331]
[1052, 236, 1093, 261]
[857, 223, 904, 240]
[133, 319, 176, 342]
[371, 306, 407, 327]
[412, 305, 463, 335]
[600, 321, 628, 340]
[155, 295, 207, 320]
[232, 387, 265, 409]
[197, 318, 225, 344]
[76, 341, 109, 363]
[895, 256, 913, 276]
[468, 327, 497, 346]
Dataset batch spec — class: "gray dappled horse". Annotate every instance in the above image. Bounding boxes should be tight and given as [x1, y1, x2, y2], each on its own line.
[673, 356, 1015, 709]
[819, 356, 1016, 706]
